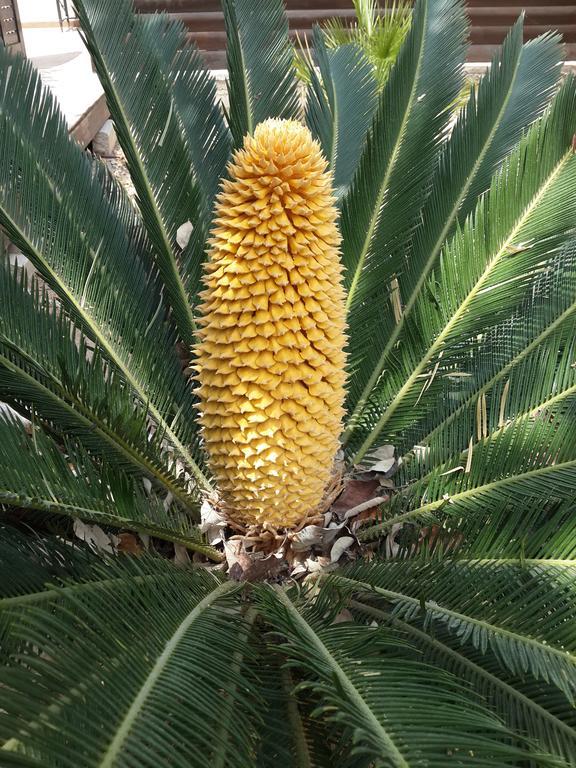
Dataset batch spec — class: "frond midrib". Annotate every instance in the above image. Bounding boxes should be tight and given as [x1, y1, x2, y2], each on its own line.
[274, 587, 410, 768]
[98, 579, 236, 767]
[343, 39, 523, 443]
[351, 144, 572, 462]
[344, 0, 428, 315]
[282, 667, 315, 768]
[336, 575, 576, 670]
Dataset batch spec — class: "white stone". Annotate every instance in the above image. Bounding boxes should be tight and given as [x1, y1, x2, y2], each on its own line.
[93, 119, 117, 157]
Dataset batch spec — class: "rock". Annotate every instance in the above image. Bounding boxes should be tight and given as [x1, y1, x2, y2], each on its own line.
[93, 119, 118, 157]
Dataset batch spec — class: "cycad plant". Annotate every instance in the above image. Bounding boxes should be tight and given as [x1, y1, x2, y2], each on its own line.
[0, 0, 576, 764]
[317, 0, 411, 84]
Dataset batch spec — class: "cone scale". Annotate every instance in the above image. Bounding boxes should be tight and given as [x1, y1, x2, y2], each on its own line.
[195, 119, 347, 529]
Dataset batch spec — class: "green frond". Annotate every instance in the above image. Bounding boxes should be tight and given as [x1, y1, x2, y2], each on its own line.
[344, 23, 564, 443]
[0, 525, 108, 661]
[0, 525, 95, 602]
[305, 32, 378, 198]
[411, 242, 576, 464]
[73, 0, 221, 347]
[342, 0, 467, 314]
[335, 557, 576, 706]
[252, 647, 333, 767]
[351, 602, 576, 767]
[142, 13, 233, 310]
[0, 43, 210, 491]
[257, 585, 528, 767]
[0, 414, 218, 559]
[347, 75, 576, 461]
[361, 391, 576, 543]
[143, 13, 232, 217]
[223, 0, 301, 147]
[0, 557, 254, 766]
[453, 500, 576, 563]
[0, 263, 196, 508]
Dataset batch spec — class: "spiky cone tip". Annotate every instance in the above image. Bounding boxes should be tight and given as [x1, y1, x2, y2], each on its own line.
[195, 119, 347, 530]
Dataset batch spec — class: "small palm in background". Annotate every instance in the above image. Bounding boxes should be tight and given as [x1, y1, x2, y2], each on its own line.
[0, 0, 575, 765]
[296, 0, 411, 86]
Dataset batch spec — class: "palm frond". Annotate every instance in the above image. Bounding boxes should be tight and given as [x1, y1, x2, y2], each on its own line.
[223, 0, 301, 147]
[361, 391, 576, 543]
[351, 601, 576, 767]
[336, 557, 576, 706]
[257, 585, 527, 767]
[0, 524, 107, 661]
[344, 23, 564, 438]
[0, 413, 218, 558]
[0, 44, 210, 491]
[0, 558, 253, 766]
[341, 0, 468, 328]
[452, 500, 576, 563]
[143, 13, 232, 217]
[73, 0, 222, 346]
[347, 76, 576, 461]
[142, 14, 233, 311]
[305, 31, 378, 198]
[252, 646, 333, 767]
[0, 525, 96, 603]
[411, 242, 576, 464]
[0, 263, 196, 508]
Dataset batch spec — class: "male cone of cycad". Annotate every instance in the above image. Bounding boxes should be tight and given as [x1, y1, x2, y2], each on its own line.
[195, 119, 347, 528]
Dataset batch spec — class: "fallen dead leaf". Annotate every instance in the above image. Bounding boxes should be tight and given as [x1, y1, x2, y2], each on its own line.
[176, 220, 193, 249]
[331, 478, 381, 518]
[73, 520, 118, 553]
[330, 536, 355, 563]
[117, 532, 143, 555]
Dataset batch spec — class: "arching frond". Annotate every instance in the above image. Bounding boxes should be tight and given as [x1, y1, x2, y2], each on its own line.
[347, 76, 576, 461]
[344, 23, 564, 437]
[142, 13, 232, 219]
[252, 647, 334, 767]
[336, 557, 576, 704]
[350, 602, 576, 767]
[223, 0, 301, 147]
[0, 557, 253, 767]
[361, 392, 576, 543]
[0, 414, 218, 558]
[341, 0, 468, 322]
[257, 585, 527, 767]
[73, 0, 223, 346]
[0, 263, 196, 508]
[305, 31, 378, 198]
[0, 44, 209, 491]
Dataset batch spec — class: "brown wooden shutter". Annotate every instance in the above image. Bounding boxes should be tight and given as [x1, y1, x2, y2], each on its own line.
[133, 2, 576, 66]
[0, 0, 24, 55]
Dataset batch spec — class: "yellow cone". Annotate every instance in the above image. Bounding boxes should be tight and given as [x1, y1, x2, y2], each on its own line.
[195, 119, 347, 528]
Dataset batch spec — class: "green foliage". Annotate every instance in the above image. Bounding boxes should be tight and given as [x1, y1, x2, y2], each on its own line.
[0, 0, 575, 764]
[296, 1, 412, 88]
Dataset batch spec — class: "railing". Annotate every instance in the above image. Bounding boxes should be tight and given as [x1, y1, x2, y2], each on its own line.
[56, 0, 78, 29]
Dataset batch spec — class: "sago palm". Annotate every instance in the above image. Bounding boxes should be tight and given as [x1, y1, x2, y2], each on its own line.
[0, 0, 576, 765]
[295, 0, 411, 87]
